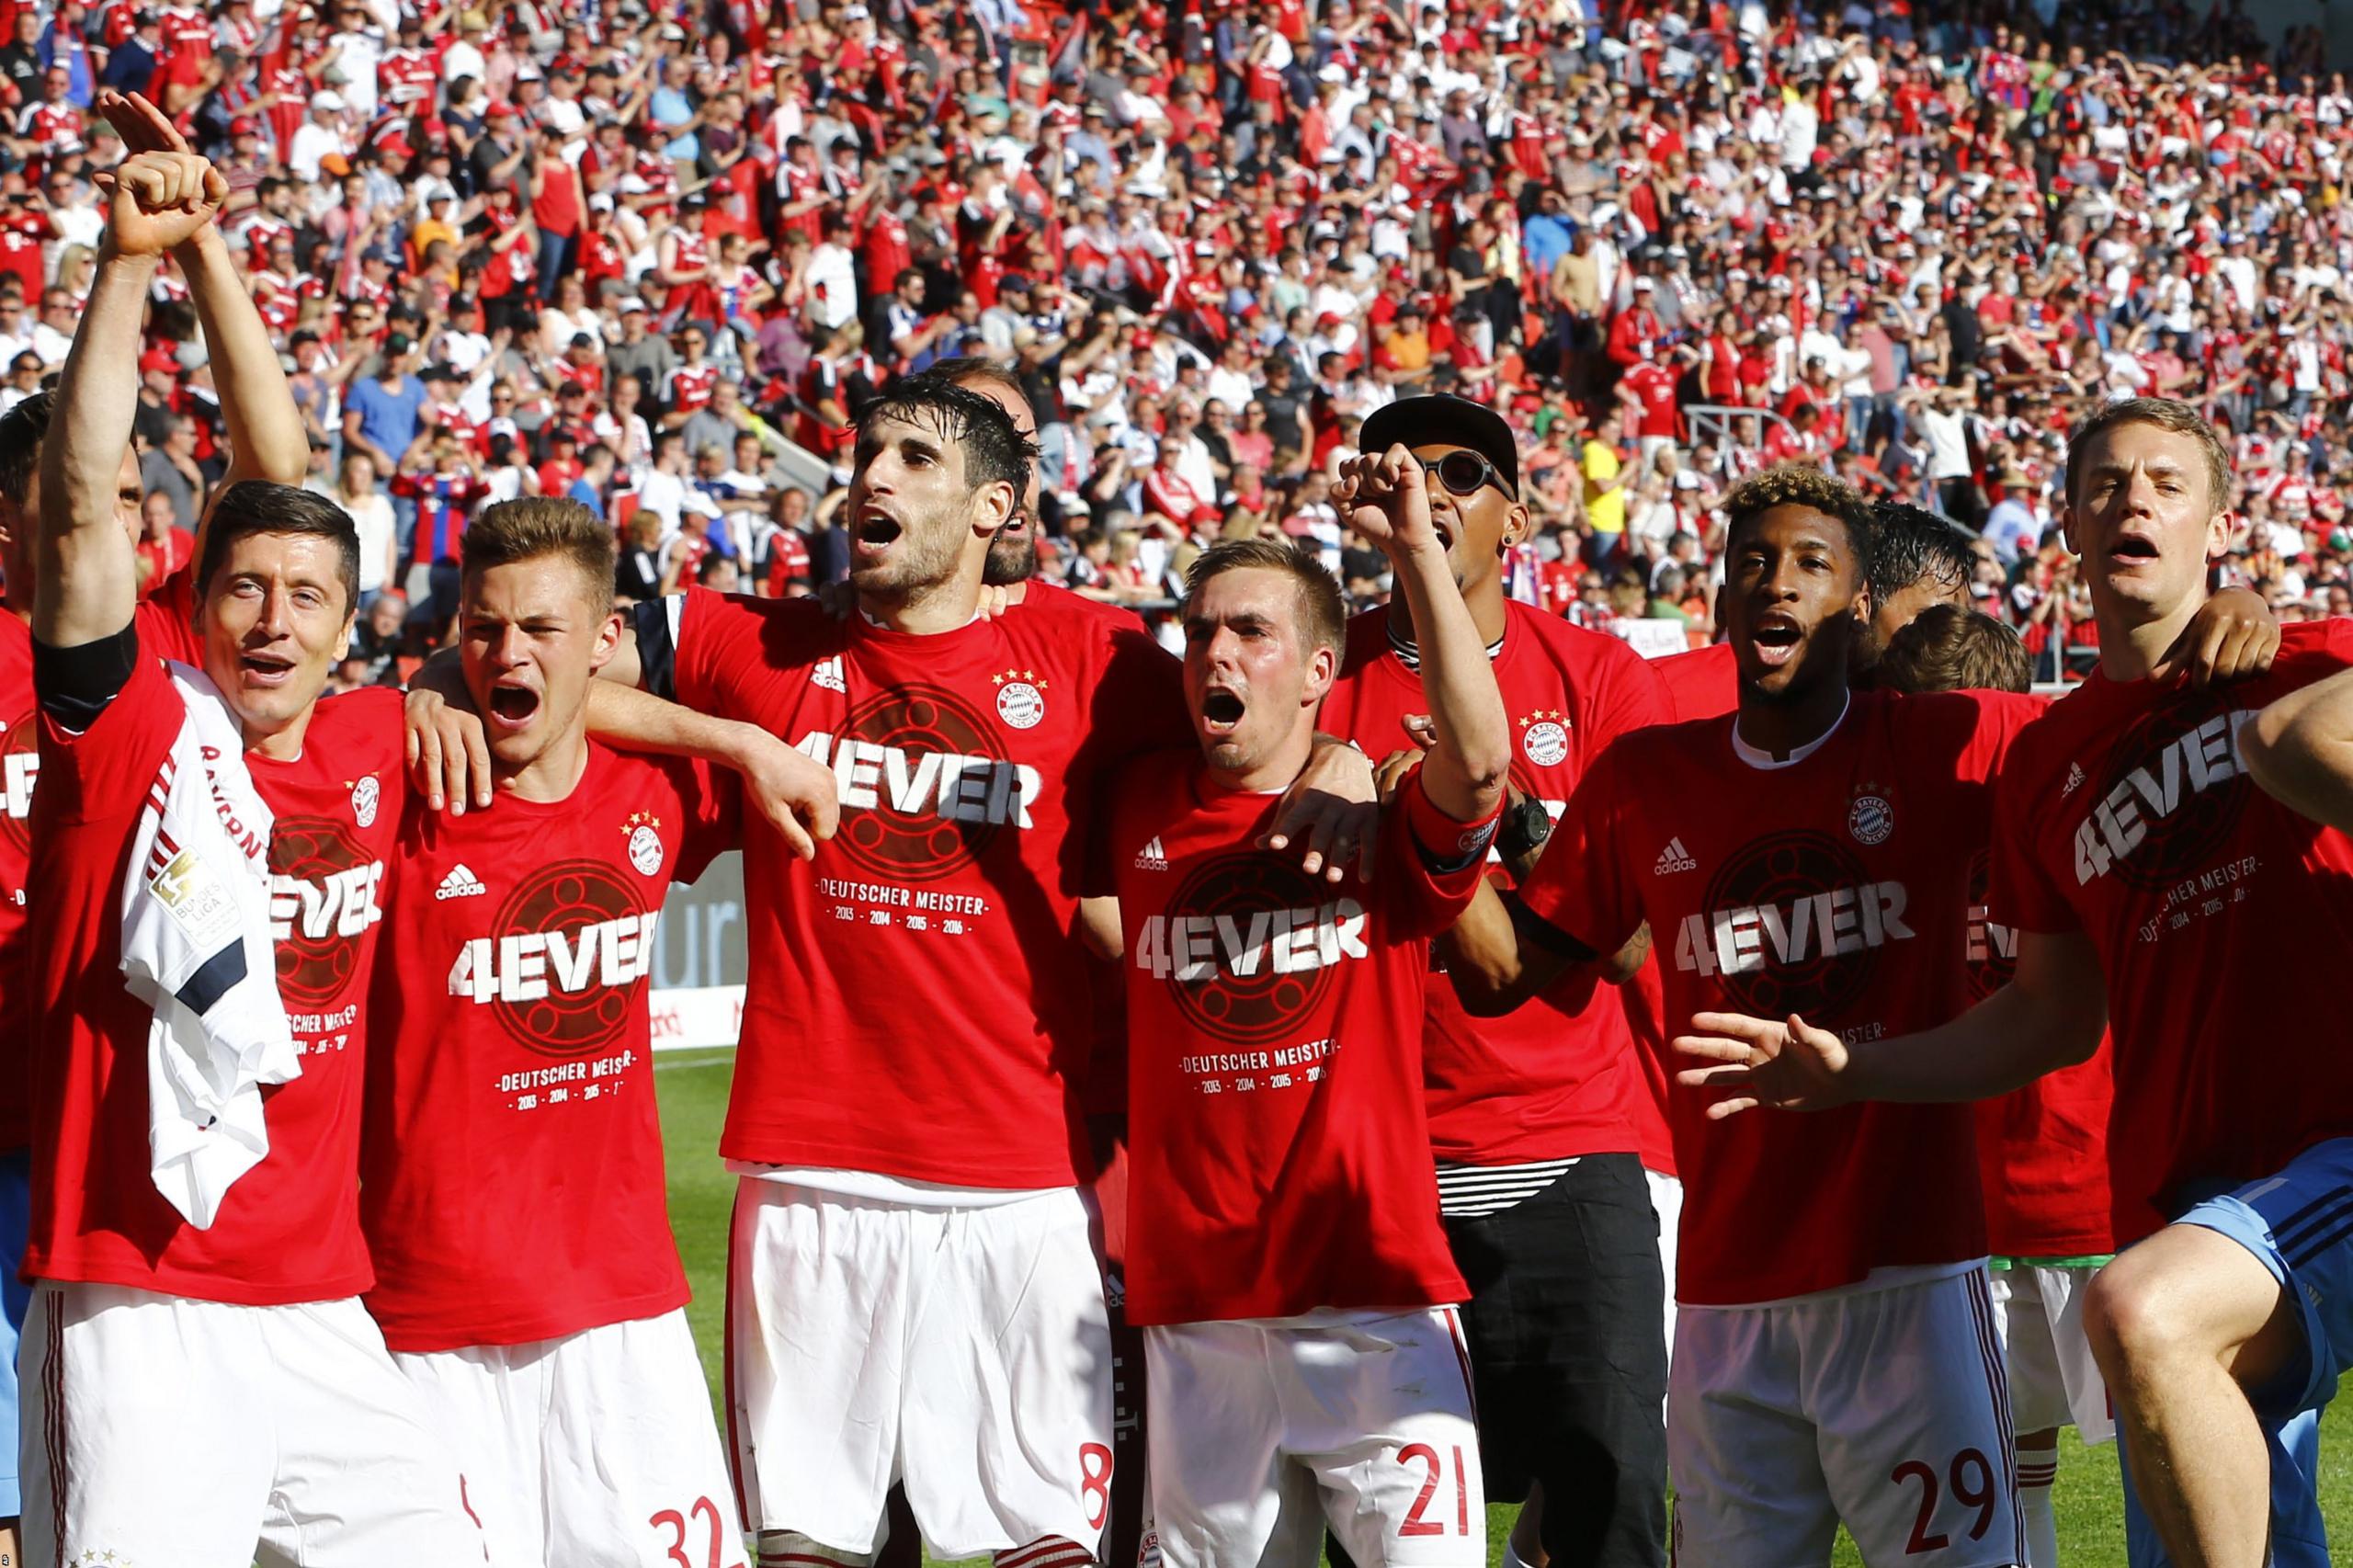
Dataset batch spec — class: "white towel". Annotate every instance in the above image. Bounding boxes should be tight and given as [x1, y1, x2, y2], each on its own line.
[118, 662, 301, 1229]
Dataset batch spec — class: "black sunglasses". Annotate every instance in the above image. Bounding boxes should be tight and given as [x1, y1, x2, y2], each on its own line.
[1428, 449, 1510, 498]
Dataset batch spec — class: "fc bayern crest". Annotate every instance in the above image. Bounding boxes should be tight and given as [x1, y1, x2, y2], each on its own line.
[994, 668, 1048, 730]
[1519, 710, 1569, 768]
[1847, 793, 1894, 846]
[350, 774, 381, 828]
[625, 817, 665, 877]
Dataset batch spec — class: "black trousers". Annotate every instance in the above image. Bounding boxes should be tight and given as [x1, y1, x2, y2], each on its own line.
[1339, 1154, 1668, 1568]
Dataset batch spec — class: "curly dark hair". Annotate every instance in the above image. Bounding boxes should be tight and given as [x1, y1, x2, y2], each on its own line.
[1720, 463, 1876, 569]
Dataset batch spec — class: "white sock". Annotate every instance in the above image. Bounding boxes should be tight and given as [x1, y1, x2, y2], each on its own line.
[2018, 1444, 2060, 1568]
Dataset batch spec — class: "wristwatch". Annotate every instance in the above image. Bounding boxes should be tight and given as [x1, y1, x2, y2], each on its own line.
[1497, 795, 1552, 863]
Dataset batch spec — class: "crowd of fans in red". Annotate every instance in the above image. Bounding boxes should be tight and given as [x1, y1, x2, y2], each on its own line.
[7, 0, 2353, 686]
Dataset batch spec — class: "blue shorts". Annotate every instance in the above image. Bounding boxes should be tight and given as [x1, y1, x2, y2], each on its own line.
[0, 1149, 29, 1518]
[2119, 1136, 2353, 1568]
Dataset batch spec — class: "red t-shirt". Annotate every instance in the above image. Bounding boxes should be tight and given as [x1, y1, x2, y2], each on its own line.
[665, 362, 719, 416]
[1965, 836, 2117, 1259]
[1652, 640, 1736, 721]
[1987, 618, 2353, 1243]
[1519, 689, 2040, 1303]
[27, 659, 402, 1303]
[0, 574, 200, 1153]
[1620, 361, 1681, 440]
[360, 743, 735, 1352]
[1104, 755, 1488, 1324]
[1319, 600, 1669, 1165]
[1619, 638, 1739, 1178]
[638, 588, 1188, 1187]
[0, 616, 34, 1152]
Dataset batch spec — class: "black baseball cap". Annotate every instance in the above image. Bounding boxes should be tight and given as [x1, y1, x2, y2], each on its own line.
[1358, 393, 1518, 494]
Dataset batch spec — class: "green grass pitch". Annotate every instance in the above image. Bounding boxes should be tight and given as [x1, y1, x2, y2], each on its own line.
[655, 1048, 2353, 1565]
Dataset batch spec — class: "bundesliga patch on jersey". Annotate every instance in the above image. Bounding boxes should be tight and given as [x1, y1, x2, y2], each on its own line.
[992, 667, 1049, 730]
[1518, 710, 1570, 767]
[350, 773, 381, 828]
[1847, 791, 1894, 846]
[624, 812, 666, 878]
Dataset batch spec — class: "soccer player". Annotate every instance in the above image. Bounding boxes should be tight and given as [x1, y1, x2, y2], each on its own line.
[362, 497, 773, 1568]
[1675, 398, 2351, 1568]
[1872, 602, 2111, 1568]
[20, 148, 478, 1562]
[1863, 504, 1977, 659]
[930, 353, 1156, 1568]
[1650, 499, 1973, 725]
[1101, 444, 1507, 1568]
[1872, 604, 2036, 699]
[603, 375, 1374, 1568]
[1316, 394, 1669, 1568]
[1448, 465, 2043, 1566]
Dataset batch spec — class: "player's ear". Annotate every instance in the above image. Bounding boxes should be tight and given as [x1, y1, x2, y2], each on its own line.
[588, 608, 623, 672]
[1302, 641, 1338, 703]
[2204, 506, 2234, 566]
[973, 477, 1016, 537]
[2057, 499, 2080, 559]
[1501, 500, 1529, 554]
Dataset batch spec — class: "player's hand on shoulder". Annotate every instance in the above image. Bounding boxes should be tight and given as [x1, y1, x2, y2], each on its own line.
[403, 675, 494, 815]
[1674, 1010, 1854, 1119]
[1373, 745, 1424, 806]
[2152, 584, 2281, 690]
[1331, 443, 1440, 559]
[725, 722, 840, 860]
[1264, 736, 1380, 883]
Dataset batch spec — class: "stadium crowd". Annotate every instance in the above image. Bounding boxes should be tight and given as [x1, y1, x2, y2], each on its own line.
[8, 1, 2353, 1568]
[14, 0, 2346, 682]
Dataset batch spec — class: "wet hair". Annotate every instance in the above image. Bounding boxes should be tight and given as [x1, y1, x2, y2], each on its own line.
[1181, 537, 1346, 655]
[1873, 604, 2033, 696]
[1720, 462, 1876, 569]
[197, 481, 361, 614]
[460, 497, 617, 613]
[854, 372, 1036, 501]
[2064, 397, 2232, 513]
[928, 354, 1029, 415]
[1868, 501, 1976, 611]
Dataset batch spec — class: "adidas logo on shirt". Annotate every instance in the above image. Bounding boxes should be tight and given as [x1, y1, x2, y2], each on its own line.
[812, 655, 847, 693]
[1654, 837, 1697, 876]
[2062, 762, 2086, 798]
[436, 863, 489, 901]
[1135, 836, 1168, 871]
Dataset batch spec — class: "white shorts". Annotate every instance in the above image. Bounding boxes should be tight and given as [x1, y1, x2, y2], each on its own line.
[394, 1308, 748, 1568]
[1646, 1167, 1683, 1366]
[1987, 1262, 2113, 1446]
[19, 1280, 483, 1568]
[1139, 1307, 1485, 1568]
[1669, 1267, 2022, 1567]
[726, 1177, 1113, 1560]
